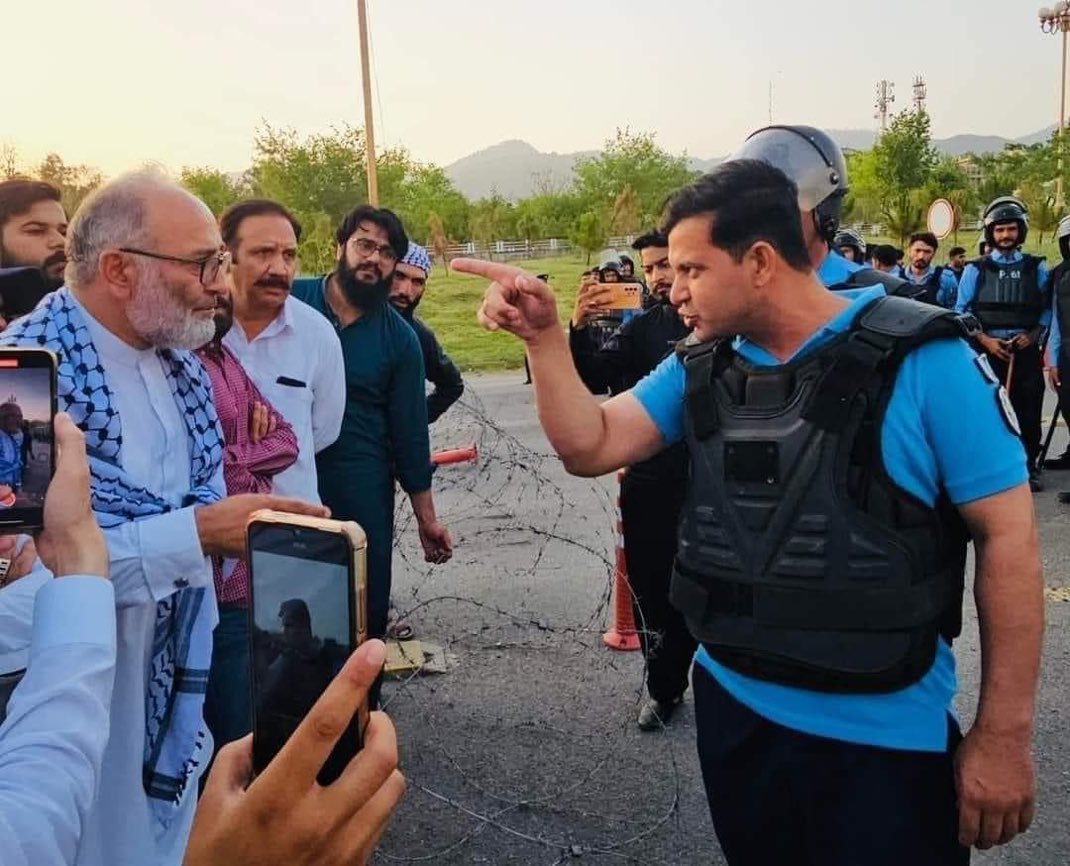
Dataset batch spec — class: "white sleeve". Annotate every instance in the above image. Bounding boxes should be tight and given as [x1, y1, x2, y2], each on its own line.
[0, 577, 116, 866]
[312, 326, 346, 453]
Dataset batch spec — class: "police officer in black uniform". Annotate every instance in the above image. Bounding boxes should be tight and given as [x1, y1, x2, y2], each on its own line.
[569, 230, 695, 730]
[956, 196, 1052, 490]
[458, 158, 1042, 866]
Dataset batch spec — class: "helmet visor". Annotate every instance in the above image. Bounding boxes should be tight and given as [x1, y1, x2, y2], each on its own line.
[732, 127, 844, 212]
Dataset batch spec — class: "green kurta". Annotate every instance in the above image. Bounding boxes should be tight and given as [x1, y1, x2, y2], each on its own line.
[292, 277, 431, 639]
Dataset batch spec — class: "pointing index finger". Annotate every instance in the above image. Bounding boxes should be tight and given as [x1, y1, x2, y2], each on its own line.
[451, 258, 539, 287]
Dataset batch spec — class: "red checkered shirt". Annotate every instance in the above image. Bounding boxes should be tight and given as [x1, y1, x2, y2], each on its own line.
[198, 343, 299, 605]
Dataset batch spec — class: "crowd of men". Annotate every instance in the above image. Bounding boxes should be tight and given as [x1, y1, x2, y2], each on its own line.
[0, 120, 1056, 866]
[0, 171, 462, 865]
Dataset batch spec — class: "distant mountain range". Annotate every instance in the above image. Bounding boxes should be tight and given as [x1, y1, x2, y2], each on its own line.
[444, 126, 1057, 200]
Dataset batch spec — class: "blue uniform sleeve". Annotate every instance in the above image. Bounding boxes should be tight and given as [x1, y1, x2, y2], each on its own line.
[388, 323, 433, 494]
[1038, 261, 1052, 330]
[954, 265, 978, 314]
[630, 352, 687, 446]
[882, 338, 1027, 506]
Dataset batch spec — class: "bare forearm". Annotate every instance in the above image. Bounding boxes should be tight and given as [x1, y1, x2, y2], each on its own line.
[526, 328, 614, 474]
[972, 527, 1044, 737]
[408, 489, 437, 526]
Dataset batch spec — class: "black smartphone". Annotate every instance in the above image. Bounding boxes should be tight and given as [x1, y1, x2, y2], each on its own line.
[0, 268, 51, 322]
[247, 510, 368, 784]
[0, 348, 57, 531]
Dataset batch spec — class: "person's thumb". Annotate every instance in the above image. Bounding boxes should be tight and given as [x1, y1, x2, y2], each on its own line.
[52, 412, 87, 470]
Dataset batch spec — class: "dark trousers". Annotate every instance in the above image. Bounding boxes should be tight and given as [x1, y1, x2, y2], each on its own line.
[204, 603, 252, 756]
[619, 474, 696, 703]
[692, 665, 969, 866]
[989, 343, 1044, 468]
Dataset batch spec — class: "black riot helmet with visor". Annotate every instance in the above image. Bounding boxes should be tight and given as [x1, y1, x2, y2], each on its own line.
[731, 125, 849, 243]
[982, 195, 1029, 247]
[833, 227, 866, 262]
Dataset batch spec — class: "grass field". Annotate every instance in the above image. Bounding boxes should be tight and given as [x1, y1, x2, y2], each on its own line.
[416, 235, 1065, 372]
[418, 255, 592, 371]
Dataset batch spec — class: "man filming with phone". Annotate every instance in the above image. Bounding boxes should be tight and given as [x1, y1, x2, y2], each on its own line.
[0, 416, 406, 866]
[0, 170, 332, 866]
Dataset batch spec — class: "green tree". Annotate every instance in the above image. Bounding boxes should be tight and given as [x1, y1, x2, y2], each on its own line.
[179, 167, 247, 215]
[1018, 180, 1060, 245]
[569, 211, 607, 265]
[469, 192, 516, 246]
[573, 129, 697, 227]
[869, 110, 938, 243]
[37, 153, 102, 215]
[427, 211, 450, 268]
[609, 184, 641, 236]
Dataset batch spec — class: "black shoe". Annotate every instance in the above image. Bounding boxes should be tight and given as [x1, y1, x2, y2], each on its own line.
[1044, 452, 1070, 470]
[1059, 491, 1070, 504]
[637, 696, 683, 731]
[1029, 471, 1045, 493]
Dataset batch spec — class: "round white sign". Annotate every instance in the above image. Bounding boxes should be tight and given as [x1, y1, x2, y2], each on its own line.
[927, 199, 956, 239]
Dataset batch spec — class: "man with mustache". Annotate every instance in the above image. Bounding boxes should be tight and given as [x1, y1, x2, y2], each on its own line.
[292, 206, 453, 695]
[569, 231, 695, 730]
[956, 196, 1050, 492]
[388, 242, 464, 424]
[0, 180, 68, 326]
[219, 199, 346, 505]
[198, 287, 299, 754]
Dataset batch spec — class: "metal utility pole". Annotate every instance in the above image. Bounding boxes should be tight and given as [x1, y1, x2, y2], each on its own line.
[357, 0, 379, 205]
[874, 79, 895, 131]
[1040, 4, 1070, 207]
[912, 76, 927, 113]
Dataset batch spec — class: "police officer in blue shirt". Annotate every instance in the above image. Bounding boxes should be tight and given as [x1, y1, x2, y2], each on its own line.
[903, 231, 959, 307]
[956, 196, 1050, 491]
[454, 159, 1042, 866]
[833, 227, 867, 264]
[730, 125, 922, 299]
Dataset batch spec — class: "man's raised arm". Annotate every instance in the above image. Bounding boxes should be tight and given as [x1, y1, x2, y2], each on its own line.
[453, 258, 664, 477]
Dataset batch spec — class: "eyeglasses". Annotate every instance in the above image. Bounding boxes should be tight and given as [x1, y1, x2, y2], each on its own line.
[349, 237, 398, 264]
[119, 248, 232, 286]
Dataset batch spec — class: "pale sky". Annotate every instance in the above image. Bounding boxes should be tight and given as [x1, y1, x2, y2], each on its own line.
[3, 0, 1065, 177]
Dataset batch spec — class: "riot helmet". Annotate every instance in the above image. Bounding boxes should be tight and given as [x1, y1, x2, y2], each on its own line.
[731, 125, 849, 242]
[833, 227, 866, 262]
[1058, 214, 1070, 261]
[982, 195, 1028, 247]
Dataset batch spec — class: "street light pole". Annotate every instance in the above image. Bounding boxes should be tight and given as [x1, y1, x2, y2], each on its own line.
[357, 0, 379, 206]
[1039, 3, 1070, 207]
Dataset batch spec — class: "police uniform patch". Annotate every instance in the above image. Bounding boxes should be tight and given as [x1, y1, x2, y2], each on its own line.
[997, 386, 1021, 435]
[975, 354, 1001, 386]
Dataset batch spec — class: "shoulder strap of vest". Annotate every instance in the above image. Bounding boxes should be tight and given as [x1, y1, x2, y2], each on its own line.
[834, 267, 926, 301]
[677, 336, 735, 439]
[932, 265, 944, 283]
[802, 296, 979, 432]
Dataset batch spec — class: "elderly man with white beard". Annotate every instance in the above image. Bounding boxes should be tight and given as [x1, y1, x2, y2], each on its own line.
[0, 170, 328, 866]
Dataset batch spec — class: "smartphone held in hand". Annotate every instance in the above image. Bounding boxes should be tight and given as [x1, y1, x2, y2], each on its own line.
[246, 509, 368, 785]
[601, 282, 643, 311]
[0, 348, 57, 531]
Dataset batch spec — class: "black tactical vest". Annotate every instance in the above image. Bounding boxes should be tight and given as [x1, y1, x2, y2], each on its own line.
[906, 266, 947, 306]
[828, 266, 925, 301]
[973, 254, 1045, 331]
[1053, 262, 1070, 365]
[671, 296, 974, 693]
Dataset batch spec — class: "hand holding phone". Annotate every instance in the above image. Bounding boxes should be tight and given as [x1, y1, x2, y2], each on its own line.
[187, 640, 405, 866]
[247, 510, 368, 785]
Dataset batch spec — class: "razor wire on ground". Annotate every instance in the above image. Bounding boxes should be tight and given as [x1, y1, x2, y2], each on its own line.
[374, 377, 696, 865]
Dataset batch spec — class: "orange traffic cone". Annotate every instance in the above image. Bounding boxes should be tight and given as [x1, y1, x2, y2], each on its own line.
[603, 470, 641, 652]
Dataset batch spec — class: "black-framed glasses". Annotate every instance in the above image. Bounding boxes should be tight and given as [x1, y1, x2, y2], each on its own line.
[349, 237, 398, 264]
[119, 247, 232, 286]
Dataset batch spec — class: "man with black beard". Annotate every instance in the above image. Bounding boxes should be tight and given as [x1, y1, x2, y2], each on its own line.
[0, 180, 68, 325]
[292, 206, 453, 686]
[570, 231, 696, 730]
[388, 241, 464, 423]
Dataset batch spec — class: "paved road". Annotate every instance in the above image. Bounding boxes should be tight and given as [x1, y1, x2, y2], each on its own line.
[375, 373, 1070, 865]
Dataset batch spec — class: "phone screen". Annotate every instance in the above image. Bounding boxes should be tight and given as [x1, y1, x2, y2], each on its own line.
[0, 349, 56, 530]
[248, 523, 360, 783]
